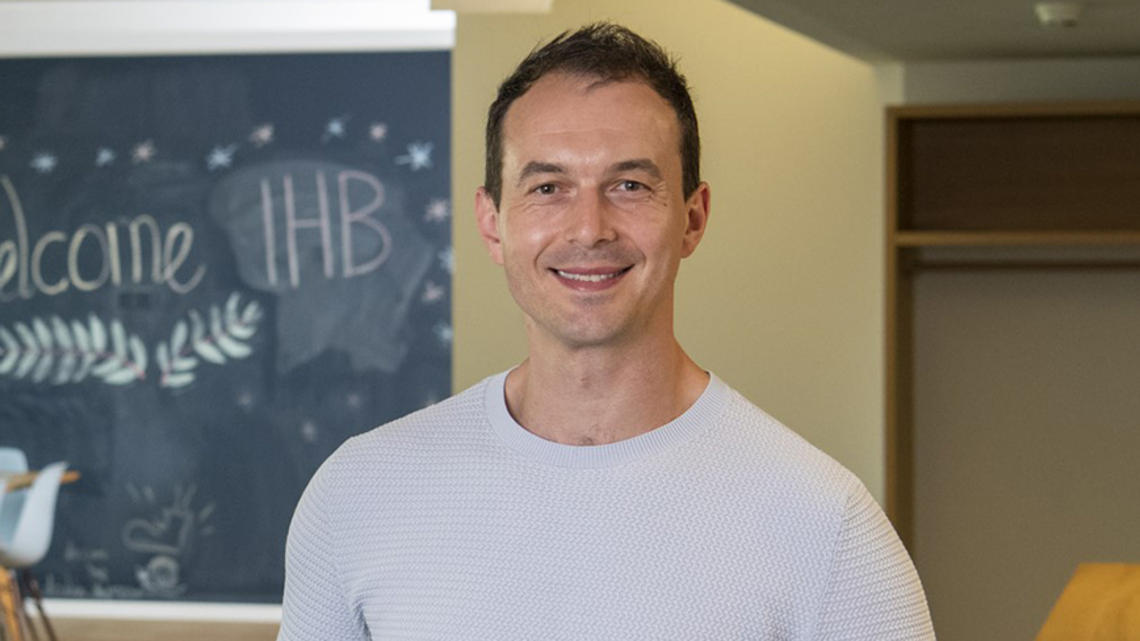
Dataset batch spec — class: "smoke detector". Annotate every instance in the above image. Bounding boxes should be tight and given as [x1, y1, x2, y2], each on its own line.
[1035, 2, 1083, 27]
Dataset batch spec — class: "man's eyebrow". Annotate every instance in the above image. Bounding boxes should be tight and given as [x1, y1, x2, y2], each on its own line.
[610, 158, 662, 180]
[516, 161, 565, 185]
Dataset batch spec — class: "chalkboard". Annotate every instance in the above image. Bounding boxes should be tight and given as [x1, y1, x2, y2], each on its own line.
[0, 52, 451, 603]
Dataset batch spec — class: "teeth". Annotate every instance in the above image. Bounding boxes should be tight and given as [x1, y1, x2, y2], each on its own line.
[557, 269, 622, 282]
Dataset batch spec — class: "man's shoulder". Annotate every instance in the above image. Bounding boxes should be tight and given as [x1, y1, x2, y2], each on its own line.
[290, 375, 501, 526]
[709, 379, 863, 509]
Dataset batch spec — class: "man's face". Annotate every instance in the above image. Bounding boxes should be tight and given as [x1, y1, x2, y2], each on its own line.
[477, 72, 709, 351]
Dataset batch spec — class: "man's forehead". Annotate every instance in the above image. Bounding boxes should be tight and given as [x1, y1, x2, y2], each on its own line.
[500, 73, 680, 159]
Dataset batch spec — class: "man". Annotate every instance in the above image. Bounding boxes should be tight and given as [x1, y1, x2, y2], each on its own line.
[279, 23, 935, 640]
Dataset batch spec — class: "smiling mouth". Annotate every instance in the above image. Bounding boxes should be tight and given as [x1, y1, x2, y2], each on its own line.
[552, 266, 633, 282]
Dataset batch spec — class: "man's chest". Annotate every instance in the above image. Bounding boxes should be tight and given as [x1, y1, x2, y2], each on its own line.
[339, 491, 824, 640]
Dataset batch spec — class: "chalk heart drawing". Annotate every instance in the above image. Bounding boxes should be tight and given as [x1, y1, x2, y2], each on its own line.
[121, 507, 192, 557]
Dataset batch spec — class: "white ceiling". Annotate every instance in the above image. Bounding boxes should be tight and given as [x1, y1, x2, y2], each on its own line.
[726, 0, 1140, 61]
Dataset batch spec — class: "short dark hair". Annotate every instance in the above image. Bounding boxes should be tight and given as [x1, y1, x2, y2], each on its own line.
[484, 22, 700, 208]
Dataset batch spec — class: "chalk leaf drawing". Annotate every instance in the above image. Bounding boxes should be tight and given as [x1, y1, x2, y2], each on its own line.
[1, 292, 260, 389]
[155, 292, 263, 389]
[0, 315, 146, 385]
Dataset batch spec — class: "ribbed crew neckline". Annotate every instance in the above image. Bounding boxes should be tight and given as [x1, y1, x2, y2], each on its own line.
[484, 369, 729, 469]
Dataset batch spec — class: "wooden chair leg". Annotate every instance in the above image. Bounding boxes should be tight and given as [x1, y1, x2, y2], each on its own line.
[0, 571, 8, 641]
[0, 569, 23, 641]
[18, 573, 53, 641]
[13, 593, 34, 641]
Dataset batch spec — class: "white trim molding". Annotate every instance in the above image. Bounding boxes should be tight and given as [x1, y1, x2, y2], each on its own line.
[0, 1, 455, 57]
[44, 598, 282, 622]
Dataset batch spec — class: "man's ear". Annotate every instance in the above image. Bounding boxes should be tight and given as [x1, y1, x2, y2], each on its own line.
[680, 182, 711, 258]
[475, 187, 504, 265]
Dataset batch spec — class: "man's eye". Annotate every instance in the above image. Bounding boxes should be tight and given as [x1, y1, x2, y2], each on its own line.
[618, 180, 645, 191]
[534, 184, 557, 195]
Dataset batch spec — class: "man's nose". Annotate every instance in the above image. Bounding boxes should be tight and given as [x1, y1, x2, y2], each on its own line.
[566, 191, 617, 246]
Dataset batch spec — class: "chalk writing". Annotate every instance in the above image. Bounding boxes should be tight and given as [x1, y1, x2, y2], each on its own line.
[258, 169, 392, 289]
[0, 176, 207, 301]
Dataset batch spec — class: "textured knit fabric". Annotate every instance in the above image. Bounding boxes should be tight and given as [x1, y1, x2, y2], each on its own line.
[279, 372, 935, 640]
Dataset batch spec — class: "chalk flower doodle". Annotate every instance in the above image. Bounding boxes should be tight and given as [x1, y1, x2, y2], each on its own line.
[154, 292, 264, 389]
[135, 555, 185, 598]
[0, 315, 146, 385]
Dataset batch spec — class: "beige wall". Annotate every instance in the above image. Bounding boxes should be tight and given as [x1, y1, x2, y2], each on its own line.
[451, 0, 889, 498]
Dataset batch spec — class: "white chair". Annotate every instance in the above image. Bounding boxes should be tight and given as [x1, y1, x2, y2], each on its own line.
[0, 449, 65, 641]
[0, 450, 26, 476]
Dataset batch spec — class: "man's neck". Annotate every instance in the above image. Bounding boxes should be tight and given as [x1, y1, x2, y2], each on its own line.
[503, 334, 709, 446]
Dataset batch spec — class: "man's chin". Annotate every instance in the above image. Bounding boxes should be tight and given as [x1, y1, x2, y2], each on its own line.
[539, 321, 637, 352]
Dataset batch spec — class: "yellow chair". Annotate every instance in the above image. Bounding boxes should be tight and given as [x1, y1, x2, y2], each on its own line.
[1036, 563, 1140, 641]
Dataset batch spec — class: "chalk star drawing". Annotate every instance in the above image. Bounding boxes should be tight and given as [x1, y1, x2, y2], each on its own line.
[395, 141, 433, 171]
[30, 152, 57, 174]
[422, 280, 445, 303]
[322, 116, 349, 142]
[369, 122, 388, 142]
[300, 420, 319, 443]
[438, 247, 454, 274]
[132, 140, 156, 164]
[206, 144, 237, 171]
[433, 323, 453, 345]
[0, 136, 7, 151]
[235, 389, 255, 411]
[95, 148, 116, 167]
[249, 123, 274, 148]
[424, 198, 450, 222]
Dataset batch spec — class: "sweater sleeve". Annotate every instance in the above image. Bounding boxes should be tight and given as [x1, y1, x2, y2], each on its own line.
[278, 462, 369, 641]
[813, 483, 936, 641]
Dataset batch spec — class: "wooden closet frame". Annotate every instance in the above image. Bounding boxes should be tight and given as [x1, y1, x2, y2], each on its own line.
[884, 101, 1140, 549]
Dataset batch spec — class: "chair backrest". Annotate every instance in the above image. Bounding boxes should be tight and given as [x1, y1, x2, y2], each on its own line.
[0, 447, 30, 550]
[0, 460, 68, 568]
[0, 447, 28, 474]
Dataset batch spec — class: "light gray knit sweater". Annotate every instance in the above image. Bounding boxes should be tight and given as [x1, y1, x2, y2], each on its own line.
[279, 372, 935, 640]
